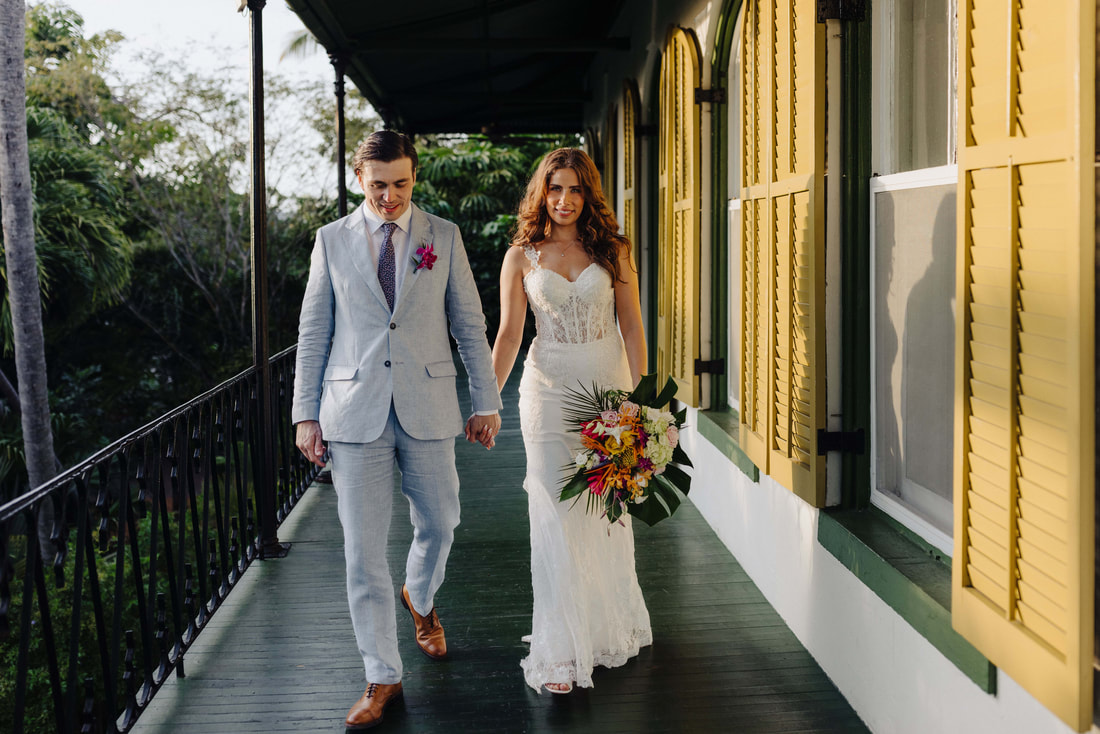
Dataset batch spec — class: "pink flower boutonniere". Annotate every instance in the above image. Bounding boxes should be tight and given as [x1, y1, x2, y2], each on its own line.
[413, 242, 437, 272]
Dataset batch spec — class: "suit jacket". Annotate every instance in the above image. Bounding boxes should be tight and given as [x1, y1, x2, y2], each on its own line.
[292, 202, 502, 442]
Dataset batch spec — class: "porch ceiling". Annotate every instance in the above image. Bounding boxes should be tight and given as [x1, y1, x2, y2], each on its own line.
[285, 0, 629, 135]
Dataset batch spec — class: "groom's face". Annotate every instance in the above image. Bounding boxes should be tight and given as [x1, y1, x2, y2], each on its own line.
[357, 156, 416, 222]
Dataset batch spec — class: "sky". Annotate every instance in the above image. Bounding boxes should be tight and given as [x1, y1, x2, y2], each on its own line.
[60, 0, 352, 198]
[63, 0, 333, 83]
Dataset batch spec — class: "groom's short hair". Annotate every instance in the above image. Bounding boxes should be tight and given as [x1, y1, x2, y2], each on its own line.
[353, 131, 418, 175]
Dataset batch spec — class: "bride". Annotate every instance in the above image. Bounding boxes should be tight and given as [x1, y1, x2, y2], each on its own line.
[489, 148, 651, 694]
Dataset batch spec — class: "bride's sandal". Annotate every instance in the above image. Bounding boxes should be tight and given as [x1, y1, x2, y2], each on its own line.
[544, 682, 573, 695]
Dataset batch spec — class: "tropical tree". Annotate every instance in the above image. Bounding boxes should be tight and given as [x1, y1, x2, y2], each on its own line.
[279, 27, 321, 62]
[0, 0, 57, 493]
[20, 107, 132, 347]
[0, 4, 139, 498]
[23, 2, 131, 142]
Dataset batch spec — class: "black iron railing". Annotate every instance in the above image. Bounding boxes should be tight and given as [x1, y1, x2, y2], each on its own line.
[0, 346, 318, 734]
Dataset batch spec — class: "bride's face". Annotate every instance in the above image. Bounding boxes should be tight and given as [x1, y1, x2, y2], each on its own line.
[545, 168, 584, 228]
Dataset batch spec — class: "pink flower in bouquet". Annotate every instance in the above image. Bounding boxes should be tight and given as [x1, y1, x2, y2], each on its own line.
[600, 409, 619, 424]
[619, 401, 640, 419]
[587, 471, 606, 494]
[666, 425, 680, 448]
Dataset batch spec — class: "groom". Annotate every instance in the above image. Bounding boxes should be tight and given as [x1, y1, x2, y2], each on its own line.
[292, 130, 502, 731]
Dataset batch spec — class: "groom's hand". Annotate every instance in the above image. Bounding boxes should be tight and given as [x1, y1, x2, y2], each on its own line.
[465, 413, 501, 450]
[295, 420, 327, 466]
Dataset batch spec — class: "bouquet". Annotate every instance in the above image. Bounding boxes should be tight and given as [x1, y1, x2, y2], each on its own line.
[558, 374, 692, 526]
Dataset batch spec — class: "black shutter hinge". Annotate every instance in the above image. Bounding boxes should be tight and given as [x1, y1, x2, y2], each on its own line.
[816, 428, 865, 455]
[816, 0, 866, 22]
[694, 358, 726, 376]
[694, 87, 727, 105]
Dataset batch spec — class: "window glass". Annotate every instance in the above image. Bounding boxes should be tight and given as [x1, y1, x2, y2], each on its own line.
[875, 0, 955, 173]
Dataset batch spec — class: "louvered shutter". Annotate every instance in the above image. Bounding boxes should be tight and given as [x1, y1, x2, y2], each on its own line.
[951, 1, 1094, 729]
[622, 80, 640, 266]
[737, 0, 826, 504]
[657, 27, 701, 406]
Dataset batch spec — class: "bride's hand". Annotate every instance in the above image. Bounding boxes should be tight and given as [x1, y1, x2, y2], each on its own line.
[465, 413, 501, 449]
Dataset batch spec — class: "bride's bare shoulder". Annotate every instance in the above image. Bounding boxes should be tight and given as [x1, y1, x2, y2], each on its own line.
[502, 244, 531, 276]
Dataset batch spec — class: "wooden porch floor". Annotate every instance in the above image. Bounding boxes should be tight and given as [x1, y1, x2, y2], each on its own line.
[131, 370, 869, 734]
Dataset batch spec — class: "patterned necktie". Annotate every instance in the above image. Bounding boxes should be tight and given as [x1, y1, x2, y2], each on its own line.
[378, 222, 397, 311]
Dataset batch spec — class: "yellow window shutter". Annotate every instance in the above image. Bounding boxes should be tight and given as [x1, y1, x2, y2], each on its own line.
[737, 0, 826, 505]
[952, 1, 1095, 729]
[657, 27, 702, 407]
[622, 80, 640, 267]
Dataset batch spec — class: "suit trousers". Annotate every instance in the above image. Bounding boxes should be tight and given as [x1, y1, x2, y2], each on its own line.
[328, 403, 461, 684]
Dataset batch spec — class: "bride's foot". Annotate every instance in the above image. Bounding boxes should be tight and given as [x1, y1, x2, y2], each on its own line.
[521, 634, 532, 644]
[544, 682, 573, 695]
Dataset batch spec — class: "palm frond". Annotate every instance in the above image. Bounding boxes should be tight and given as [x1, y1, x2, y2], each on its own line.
[560, 381, 622, 431]
[279, 30, 320, 61]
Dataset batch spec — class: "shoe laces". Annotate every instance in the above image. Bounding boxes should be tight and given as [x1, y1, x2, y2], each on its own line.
[366, 683, 378, 699]
[425, 609, 440, 631]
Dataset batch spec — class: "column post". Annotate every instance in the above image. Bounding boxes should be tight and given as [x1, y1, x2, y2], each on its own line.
[245, 0, 289, 559]
[330, 53, 349, 217]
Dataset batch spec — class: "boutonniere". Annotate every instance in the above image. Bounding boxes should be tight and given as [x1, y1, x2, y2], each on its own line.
[412, 241, 437, 272]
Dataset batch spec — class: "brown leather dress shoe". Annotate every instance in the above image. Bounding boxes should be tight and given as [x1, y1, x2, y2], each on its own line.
[345, 681, 403, 731]
[401, 584, 447, 660]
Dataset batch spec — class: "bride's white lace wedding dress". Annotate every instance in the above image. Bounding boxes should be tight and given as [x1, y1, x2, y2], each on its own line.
[517, 245, 652, 691]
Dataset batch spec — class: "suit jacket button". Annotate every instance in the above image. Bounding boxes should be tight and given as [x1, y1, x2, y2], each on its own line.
[384, 360, 391, 367]
[389, 322, 396, 330]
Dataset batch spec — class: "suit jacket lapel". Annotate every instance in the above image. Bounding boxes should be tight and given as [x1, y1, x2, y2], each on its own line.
[344, 202, 391, 311]
[393, 204, 435, 318]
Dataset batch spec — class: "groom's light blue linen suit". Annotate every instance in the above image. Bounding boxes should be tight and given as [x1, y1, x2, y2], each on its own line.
[292, 200, 501, 684]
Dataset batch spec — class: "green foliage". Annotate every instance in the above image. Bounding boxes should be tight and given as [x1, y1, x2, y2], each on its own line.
[413, 135, 577, 339]
[24, 2, 128, 142]
[21, 107, 132, 342]
[0, 3, 573, 490]
[0, 529, 110, 733]
[0, 493, 215, 731]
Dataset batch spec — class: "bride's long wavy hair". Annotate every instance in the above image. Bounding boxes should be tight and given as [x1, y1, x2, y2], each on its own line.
[511, 148, 632, 283]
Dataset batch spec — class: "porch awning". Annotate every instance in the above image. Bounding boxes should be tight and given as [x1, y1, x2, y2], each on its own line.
[284, 0, 628, 135]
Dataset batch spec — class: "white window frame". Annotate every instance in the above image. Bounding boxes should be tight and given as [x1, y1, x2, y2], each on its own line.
[727, 198, 741, 412]
[868, 164, 957, 556]
[726, 6, 745, 413]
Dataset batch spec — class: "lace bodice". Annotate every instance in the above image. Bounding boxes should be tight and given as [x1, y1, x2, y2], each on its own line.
[523, 245, 616, 344]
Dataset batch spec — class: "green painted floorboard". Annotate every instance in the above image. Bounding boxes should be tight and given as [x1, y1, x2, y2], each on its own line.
[131, 366, 868, 734]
